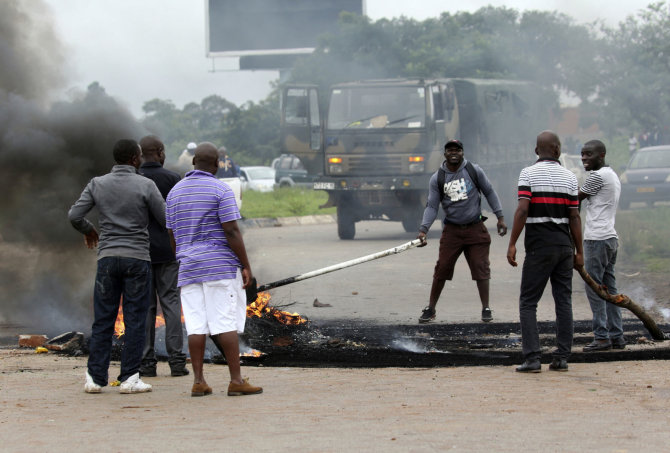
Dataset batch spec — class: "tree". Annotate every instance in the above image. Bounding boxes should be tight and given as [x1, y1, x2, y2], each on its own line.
[595, 2, 670, 137]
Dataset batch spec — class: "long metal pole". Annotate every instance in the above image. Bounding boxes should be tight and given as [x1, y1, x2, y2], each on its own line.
[257, 239, 423, 292]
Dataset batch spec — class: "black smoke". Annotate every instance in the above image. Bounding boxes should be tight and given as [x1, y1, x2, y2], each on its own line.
[0, 1, 147, 334]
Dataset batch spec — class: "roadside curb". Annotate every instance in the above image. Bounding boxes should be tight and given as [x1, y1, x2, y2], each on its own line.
[241, 214, 336, 229]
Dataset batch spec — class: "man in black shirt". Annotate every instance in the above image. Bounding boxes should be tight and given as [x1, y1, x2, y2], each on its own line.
[139, 135, 188, 377]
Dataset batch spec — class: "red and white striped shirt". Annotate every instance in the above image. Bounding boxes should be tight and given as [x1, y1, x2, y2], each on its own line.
[517, 158, 579, 250]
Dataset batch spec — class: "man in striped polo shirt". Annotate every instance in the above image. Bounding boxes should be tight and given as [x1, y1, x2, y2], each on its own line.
[166, 142, 262, 397]
[507, 131, 584, 373]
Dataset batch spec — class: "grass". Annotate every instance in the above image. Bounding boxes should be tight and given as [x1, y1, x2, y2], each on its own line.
[617, 205, 670, 271]
[239, 187, 336, 219]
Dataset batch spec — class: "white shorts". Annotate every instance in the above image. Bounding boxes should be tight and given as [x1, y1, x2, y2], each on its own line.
[180, 270, 247, 335]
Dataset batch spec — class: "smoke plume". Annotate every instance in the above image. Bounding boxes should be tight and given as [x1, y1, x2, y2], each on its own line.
[0, 1, 146, 334]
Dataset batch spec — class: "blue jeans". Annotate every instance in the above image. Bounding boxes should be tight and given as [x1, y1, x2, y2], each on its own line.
[87, 257, 151, 386]
[584, 238, 623, 341]
[519, 246, 574, 361]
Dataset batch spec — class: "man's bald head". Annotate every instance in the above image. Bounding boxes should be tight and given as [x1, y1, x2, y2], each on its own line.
[139, 135, 165, 164]
[535, 130, 561, 159]
[193, 142, 219, 175]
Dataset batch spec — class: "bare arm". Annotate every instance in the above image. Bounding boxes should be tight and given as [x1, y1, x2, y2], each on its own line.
[506, 199, 530, 267]
[221, 220, 253, 288]
[569, 207, 584, 268]
[168, 229, 176, 254]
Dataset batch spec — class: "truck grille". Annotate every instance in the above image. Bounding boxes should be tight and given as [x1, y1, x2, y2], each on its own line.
[347, 155, 404, 174]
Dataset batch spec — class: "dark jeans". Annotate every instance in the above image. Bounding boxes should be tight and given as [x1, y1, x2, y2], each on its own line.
[142, 261, 186, 370]
[87, 257, 151, 386]
[519, 246, 574, 361]
[584, 239, 623, 341]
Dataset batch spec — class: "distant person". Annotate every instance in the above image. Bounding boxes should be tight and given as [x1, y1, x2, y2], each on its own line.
[68, 139, 165, 394]
[166, 142, 262, 397]
[138, 135, 188, 378]
[628, 134, 638, 155]
[216, 145, 239, 178]
[417, 139, 507, 324]
[507, 131, 583, 373]
[176, 141, 197, 175]
[579, 140, 625, 352]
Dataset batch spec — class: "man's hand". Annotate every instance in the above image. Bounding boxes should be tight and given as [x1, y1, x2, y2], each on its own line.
[496, 218, 508, 237]
[417, 231, 427, 247]
[506, 244, 517, 267]
[241, 268, 253, 288]
[573, 251, 584, 269]
[84, 230, 99, 249]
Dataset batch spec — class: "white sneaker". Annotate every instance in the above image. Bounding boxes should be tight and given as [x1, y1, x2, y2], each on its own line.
[84, 371, 102, 394]
[119, 372, 152, 394]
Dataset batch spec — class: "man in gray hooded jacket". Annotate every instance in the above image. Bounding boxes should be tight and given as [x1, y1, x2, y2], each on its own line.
[417, 139, 507, 324]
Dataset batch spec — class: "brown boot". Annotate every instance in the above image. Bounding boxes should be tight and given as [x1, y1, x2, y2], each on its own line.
[191, 382, 213, 397]
[227, 378, 263, 396]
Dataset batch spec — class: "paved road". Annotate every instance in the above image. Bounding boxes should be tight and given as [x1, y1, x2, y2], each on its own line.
[242, 219, 604, 326]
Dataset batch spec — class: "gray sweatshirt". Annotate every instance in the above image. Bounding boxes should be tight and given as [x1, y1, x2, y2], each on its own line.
[419, 159, 503, 233]
[68, 165, 166, 261]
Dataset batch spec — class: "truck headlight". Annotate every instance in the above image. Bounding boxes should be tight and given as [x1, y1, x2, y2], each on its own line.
[329, 157, 343, 174]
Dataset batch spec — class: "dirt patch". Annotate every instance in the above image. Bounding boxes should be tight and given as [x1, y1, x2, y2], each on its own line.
[1, 349, 669, 452]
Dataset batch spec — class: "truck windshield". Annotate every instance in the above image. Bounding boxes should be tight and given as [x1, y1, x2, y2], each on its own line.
[328, 86, 426, 129]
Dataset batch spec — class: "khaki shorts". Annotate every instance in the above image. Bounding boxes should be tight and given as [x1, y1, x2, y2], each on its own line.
[180, 270, 246, 335]
[433, 221, 491, 281]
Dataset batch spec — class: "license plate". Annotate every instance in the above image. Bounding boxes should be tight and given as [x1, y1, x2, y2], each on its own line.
[314, 182, 335, 190]
[636, 187, 655, 193]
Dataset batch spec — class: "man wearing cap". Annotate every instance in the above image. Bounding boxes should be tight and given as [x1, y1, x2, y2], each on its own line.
[417, 139, 507, 324]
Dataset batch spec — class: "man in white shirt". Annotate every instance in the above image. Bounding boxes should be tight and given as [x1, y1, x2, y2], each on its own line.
[579, 140, 625, 351]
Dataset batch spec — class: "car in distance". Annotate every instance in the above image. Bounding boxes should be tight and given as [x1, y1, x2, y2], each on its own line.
[239, 166, 276, 192]
[619, 145, 670, 209]
[272, 153, 319, 188]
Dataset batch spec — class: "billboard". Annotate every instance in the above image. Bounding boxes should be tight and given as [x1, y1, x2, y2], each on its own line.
[206, 0, 365, 57]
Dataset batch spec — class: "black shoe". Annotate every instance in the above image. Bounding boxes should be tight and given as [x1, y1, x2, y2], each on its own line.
[481, 308, 493, 322]
[515, 360, 541, 373]
[418, 306, 435, 323]
[170, 367, 190, 377]
[139, 367, 157, 377]
[549, 358, 568, 371]
[583, 340, 612, 352]
[611, 338, 627, 350]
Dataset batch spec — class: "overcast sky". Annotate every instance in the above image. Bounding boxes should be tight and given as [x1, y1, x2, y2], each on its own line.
[42, 0, 652, 117]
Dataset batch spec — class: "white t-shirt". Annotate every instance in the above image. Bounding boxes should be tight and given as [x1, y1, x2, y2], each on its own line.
[580, 166, 621, 240]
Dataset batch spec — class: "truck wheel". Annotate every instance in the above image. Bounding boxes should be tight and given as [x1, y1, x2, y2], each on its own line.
[337, 205, 356, 240]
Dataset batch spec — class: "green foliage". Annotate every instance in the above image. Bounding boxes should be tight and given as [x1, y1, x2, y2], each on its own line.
[289, 8, 597, 98]
[592, 2, 670, 135]
[617, 207, 670, 271]
[240, 188, 336, 219]
[140, 93, 280, 168]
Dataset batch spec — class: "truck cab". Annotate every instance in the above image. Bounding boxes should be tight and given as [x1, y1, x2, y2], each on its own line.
[281, 79, 544, 239]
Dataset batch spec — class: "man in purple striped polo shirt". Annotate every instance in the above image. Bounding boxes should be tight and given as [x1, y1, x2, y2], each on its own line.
[166, 142, 262, 397]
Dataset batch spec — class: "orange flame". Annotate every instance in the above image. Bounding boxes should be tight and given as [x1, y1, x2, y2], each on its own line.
[114, 292, 305, 338]
[246, 292, 307, 325]
[114, 306, 125, 338]
[114, 307, 184, 338]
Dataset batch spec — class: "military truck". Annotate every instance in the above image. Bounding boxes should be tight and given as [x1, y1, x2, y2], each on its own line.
[280, 78, 548, 239]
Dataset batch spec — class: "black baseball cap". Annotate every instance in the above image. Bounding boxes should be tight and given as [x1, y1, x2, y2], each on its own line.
[444, 139, 463, 150]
